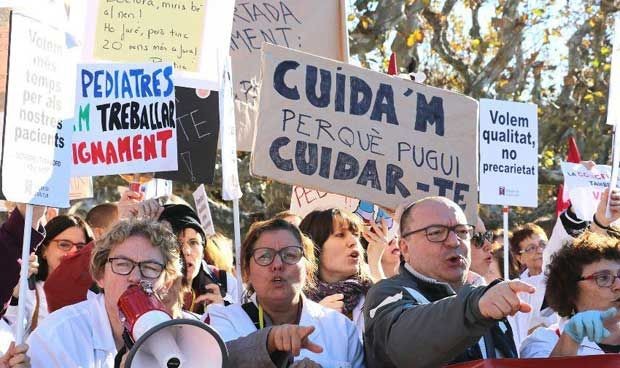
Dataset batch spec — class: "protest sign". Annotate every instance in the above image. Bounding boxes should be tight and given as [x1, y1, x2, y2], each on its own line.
[193, 184, 216, 236]
[156, 87, 219, 184]
[1, 10, 73, 207]
[220, 55, 242, 200]
[479, 99, 538, 207]
[560, 162, 615, 221]
[251, 44, 478, 222]
[82, 0, 234, 89]
[290, 186, 396, 237]
[0, 8, 9, 112]
[232, 0, 349, 151]
[71, 62, 178, 177]
[69, 176, 94, 200]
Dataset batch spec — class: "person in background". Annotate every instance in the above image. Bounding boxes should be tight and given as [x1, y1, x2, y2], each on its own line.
[520, 232, 620, 357]
[299, 208, 374, 338]
[159, 204, 240, 313]
[273, 210, 303, 227]
[468, 217, 495, 286]
[85, 203, 119, 241]
[510, 223, 548, 278]
[27, 220, 185, 367]
[207, 219, 364, 367]
[507, 223, 558, 351]
[5, 215, 93, 338]
[205, 232, 235, 274]
[0, 205, 45, 318]
[364, 197, 529, 367]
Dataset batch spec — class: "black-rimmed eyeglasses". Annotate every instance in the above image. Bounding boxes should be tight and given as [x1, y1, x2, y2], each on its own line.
[401, 224, 474, 243]
[107, 257, 165, 279]
[251, 246, 304, 266]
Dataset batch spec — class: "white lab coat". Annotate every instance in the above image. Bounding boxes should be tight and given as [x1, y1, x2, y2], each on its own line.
[27, 293, 117, 368]
[207, 297, 365, 368]
[0, 318, 14, 355]
[520, 319, 604, 357]
[4, 281, 49, 339]
[508, 271, 559, 352]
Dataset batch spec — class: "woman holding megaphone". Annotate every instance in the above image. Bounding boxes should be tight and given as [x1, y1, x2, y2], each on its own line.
[26, 220, 187, 367]
[207, 219, 364, 367]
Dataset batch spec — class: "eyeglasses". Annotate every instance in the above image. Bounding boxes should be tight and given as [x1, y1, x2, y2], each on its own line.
[50, 239, 87, 251]
[251, 246, 304, 266]
[579, 269, 620, 288]
[519, 241, 547, 254]
[471, 231, 494, 248]
[107, 257, 165, 279]
[401, 224, 474, 243]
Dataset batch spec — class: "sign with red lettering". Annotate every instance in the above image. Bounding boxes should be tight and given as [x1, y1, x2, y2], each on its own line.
[251, 44, 478, 222]
[71, 62, 178, 177]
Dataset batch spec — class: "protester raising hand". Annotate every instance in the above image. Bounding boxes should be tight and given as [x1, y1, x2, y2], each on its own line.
[362, 219, 390, 281]
[0, 342, 30, 368]
[479, 280, 535, 319]
[117, 189, 166, 220]
[591, 188, 620, 233]
[267, 325, 323, 357]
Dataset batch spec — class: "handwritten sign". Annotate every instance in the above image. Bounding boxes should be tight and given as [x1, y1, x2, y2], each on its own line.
[479, 99, 538, 207]
[71, 62, 178, 177]
[193, 184, 216, 236]
[251, 44, 478, 222]
[156, 87, 219, 184]
[290, 186, 396, 236]
[232, 0, 348, 151]
[84, 0, 235, 89]
[1, 11, 73, 207]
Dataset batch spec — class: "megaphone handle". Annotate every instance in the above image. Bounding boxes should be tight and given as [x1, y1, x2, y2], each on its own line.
[113, 345, 128, 368]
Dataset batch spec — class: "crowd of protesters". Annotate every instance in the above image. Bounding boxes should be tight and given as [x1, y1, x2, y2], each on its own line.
[0, 180, 620, 368]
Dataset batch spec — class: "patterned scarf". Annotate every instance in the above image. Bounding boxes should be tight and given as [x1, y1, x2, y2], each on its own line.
[306, 277, 372, 316]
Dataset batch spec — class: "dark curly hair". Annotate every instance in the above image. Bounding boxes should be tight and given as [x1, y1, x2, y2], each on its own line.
[546, 231, 620, 317]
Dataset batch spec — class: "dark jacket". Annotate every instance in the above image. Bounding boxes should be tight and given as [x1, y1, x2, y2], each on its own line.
[0, 209, 45, 317]
[363, 263, 516, 368]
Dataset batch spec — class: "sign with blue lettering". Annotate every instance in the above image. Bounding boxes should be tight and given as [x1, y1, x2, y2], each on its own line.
[479, 99, 538, 207]
[251, 44, 478, 222]
[71, 62, 178, 177]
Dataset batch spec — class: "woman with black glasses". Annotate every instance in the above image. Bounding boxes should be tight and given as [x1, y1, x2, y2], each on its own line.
[520, 232, 620, 357]
[207, 218, 364, 367]
[4, 215, 93, 339]
[27, 220, 185, 367]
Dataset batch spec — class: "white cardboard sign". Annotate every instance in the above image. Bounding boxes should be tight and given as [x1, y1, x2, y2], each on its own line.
[251, 44, 479, 222]
[71, 62, 178, 177]
[81, 0, 235, 90]
[1, 11, 73, 207]
[193, 184, 216, 236]
[479, 99, 538, 207]
[561, 162, 615, 221]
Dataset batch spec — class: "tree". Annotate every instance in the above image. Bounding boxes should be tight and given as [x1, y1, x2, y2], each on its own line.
[348, 0, 620, 228]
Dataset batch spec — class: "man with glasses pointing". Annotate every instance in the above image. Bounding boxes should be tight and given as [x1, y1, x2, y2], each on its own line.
[364, 196, 535, 368]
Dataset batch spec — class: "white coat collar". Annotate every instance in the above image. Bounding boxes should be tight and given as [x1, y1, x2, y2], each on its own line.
[87, 292, 117, 353]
